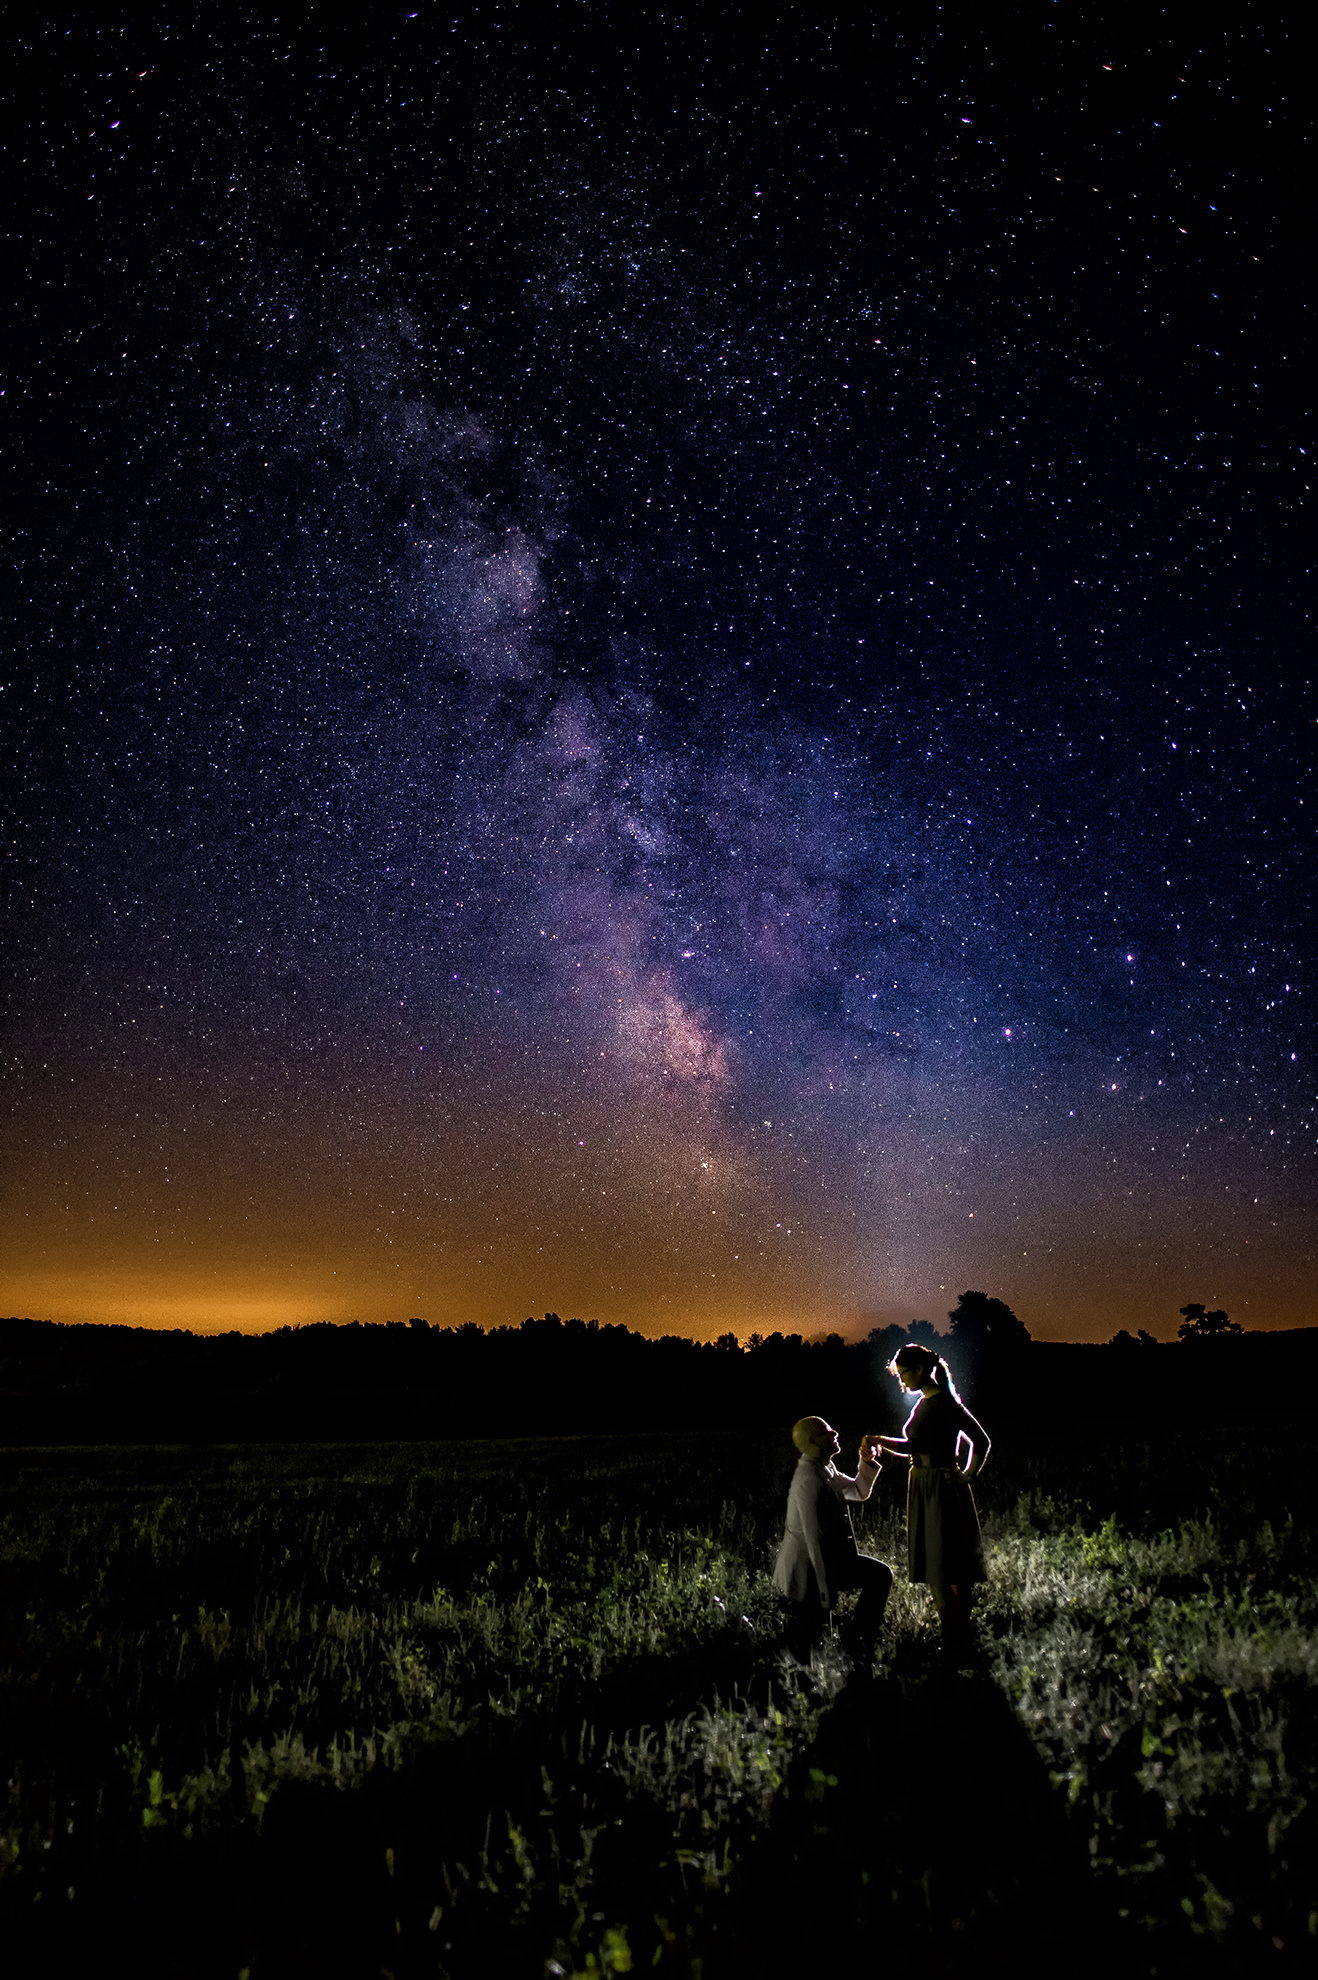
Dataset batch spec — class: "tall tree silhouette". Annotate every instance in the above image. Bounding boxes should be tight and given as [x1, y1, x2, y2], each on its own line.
[946, 1290, 1031, 1399]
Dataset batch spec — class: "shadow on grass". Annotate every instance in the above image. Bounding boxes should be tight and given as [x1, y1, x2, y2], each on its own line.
[722, 1655, 1109, 1973]
[7, 1648, 1300, 1979]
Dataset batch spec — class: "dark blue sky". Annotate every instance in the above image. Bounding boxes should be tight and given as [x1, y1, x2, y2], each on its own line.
[3, 3, 1311, 1338]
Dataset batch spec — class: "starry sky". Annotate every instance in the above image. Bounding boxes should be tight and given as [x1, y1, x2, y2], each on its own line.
[2, 4, 1312, 1342]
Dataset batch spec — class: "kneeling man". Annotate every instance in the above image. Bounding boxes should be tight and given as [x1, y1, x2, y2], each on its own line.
[772, 1416, 893, 1663]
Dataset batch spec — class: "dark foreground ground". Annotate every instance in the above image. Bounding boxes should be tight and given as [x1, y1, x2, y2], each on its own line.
[8, 1673, 1110, 1979]
[2, 1424, 1315, 1977]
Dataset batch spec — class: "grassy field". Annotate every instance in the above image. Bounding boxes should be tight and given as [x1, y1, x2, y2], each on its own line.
[1, 1423, 1316, 1976]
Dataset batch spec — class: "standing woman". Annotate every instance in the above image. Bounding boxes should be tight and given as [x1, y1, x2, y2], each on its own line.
[873, 1342, 990, 1657]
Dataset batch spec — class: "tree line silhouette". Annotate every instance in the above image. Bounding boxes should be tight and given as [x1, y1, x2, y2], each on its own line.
[1, 1291, 1311, 1444]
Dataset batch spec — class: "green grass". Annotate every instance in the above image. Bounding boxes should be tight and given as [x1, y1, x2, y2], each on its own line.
[978, 1499, 1318, 1956]
[1, 1426, 1316, 1974]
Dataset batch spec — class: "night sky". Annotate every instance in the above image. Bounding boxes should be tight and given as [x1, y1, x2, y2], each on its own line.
[3, 4, 1311, 1342]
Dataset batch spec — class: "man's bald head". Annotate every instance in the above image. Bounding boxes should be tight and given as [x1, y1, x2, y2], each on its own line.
[792, 1416, 840, 1461]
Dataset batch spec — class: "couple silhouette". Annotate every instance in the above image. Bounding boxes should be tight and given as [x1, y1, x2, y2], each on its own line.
[773, 1341, 991, 1666]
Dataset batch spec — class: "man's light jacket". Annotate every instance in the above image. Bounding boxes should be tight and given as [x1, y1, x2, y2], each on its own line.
[772, 1453, 881, 1609]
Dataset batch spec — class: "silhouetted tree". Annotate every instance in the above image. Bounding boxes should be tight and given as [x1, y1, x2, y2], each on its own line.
[905, 1319, 945, 1352]
[946, 1290, 1030, 1399]
[1177, 1303, 1242, 1342]
[948, 1291, 1029, 1353]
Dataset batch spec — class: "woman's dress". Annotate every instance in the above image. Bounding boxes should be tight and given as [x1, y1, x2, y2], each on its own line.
[903, 1390, 987, 1591]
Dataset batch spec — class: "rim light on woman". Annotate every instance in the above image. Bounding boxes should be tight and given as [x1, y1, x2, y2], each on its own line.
[872, 1341, 990, 1655]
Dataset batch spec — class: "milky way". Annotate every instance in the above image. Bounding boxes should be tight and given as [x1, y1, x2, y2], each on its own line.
[2, 6, 1311, 1338]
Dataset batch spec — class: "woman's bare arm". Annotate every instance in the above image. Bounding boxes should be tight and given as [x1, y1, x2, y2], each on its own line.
[956, 1408, 991, 1476]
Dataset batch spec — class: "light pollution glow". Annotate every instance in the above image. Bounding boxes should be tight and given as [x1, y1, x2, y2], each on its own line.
[3, 1038, 1305, 1339]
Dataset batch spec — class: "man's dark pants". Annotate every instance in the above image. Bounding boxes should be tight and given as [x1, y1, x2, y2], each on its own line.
[781, 1552, 893, 1659]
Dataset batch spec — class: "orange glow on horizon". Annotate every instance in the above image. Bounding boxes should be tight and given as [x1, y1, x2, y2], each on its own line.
[3, 1075, 1309, 1344]
[0, 1262, 871, 1340]
[0, 1254, 1303, 1343]
[0, 1267, 357, 1334]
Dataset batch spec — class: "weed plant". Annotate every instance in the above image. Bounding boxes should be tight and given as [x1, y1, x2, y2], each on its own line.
[2, 1425, 1316, 1975]
[0, 1434, 814, 1971]
[979, 1496, 1318, 1966]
